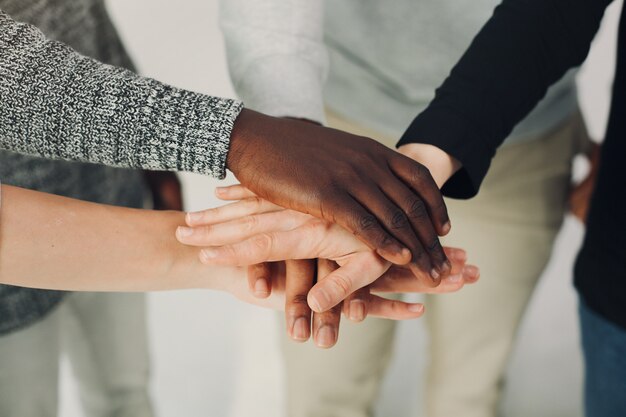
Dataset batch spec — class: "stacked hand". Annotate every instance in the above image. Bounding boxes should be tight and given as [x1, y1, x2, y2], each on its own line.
[176, 185, 479, 348]
[228, 110, 454, 285]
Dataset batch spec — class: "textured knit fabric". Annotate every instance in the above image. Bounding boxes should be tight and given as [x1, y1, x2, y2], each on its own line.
[0, 0, 242, 335]
[0, 3, 242, 179]
[220, 0, 576, 142]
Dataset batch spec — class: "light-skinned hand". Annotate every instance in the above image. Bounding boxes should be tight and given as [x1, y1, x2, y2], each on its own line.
[177, 185, 479, 347]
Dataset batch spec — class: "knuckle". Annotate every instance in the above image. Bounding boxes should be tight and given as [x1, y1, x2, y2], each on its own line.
[390, 300, 402, 315]
[242, 214, 258, 231]
[191, 210, 207, 223]
[362, 253, 384, 270]
[249, 263, 269, 279]
[320, 304, 343, 320]
[390, 209, 409, 230]
[380, 232, 396, 247]
[246, 196, 264, 211]
[353, 216, 397, 250]
[426, 238, 444, 256]
[317, 219, 334, 234]
[222, 245, 239, 262]
[289, 294, 310, 307]
[251, 233, 274, 254]
[408, 162, 436, 185]
[407, 198, 427, 219]
[336, 165, 359, 180]
[409, 163, 427, 182]
[301, 220, 328, 248]
[351, 288, 369, 303]
[356, 214, 378, 233]
[193, 225, 211, 237]
[329, 303, 343, 316]
[325, 179, 345, 195]
[329, 274, 352, 299]
[303, 218, 326, 233]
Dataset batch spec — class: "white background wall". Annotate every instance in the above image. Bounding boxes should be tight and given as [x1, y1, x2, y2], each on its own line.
[58, 1, 622, 416]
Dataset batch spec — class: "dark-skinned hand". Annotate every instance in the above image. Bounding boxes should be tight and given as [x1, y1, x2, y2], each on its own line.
[228, 109, 452, 284]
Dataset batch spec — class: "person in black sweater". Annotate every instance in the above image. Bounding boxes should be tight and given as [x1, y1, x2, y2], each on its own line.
[396, 0, 625, 415]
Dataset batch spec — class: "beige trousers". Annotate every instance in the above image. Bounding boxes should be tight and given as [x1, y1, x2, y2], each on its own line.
[0, 292, 153, 417]
[280, 110, 589, 417]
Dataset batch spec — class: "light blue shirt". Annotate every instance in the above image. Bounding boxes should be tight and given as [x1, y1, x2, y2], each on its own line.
[221, 0, 577, 144]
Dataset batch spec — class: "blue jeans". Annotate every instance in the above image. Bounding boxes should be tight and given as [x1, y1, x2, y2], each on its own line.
[580, 301, 626, 417]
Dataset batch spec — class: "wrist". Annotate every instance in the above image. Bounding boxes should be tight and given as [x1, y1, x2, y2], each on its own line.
[149, 211, 221, 290]
[227, 108, 270, 176]
[167, 215, 242, 291]
[227, 109, 250, 176]
[398, 143, 462, 188]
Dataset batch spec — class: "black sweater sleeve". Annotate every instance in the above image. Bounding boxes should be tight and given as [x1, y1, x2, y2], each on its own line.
[398, 0, 613, 198]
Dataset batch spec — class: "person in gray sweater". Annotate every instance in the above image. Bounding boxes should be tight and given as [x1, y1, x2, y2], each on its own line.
[0, 1, 181, 415]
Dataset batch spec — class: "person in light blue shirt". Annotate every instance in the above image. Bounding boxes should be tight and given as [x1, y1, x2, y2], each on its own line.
[220, 1, 595, 416]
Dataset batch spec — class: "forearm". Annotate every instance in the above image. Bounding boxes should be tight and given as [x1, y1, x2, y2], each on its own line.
[0, 185, 234, 292]
[0, 10, 241, 178]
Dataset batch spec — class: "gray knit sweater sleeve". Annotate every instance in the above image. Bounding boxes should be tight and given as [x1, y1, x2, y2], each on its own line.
[0, 10, 243, 179]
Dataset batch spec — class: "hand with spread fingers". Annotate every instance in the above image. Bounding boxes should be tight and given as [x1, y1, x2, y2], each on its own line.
[176, 184, 479, 348]
[213, 244, 477, 349]
[0, 183, 473, 353]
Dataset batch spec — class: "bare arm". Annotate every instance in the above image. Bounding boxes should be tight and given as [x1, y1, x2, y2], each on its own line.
[0, 184, 444, 320]
[0, 184, 225, 292]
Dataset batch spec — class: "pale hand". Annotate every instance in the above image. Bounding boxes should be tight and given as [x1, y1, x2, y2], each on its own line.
[177, 184, 479, 309]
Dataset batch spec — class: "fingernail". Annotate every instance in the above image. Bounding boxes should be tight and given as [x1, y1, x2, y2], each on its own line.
[430, 268, 440, 280]
[215, 187, 226, 195]
[400, 248, 412, 262]
[254, 279, 269, 297]
[292, 317, 310, 342]
[176, 226, 194, 238]
[349, 300, 366, 322]
[442, 221, 452, 235]
[186, 211, 203, 225]
[448, 274, 462, 283]
[200, 248, 218, 262]
[316, 325, 336, 348]
[463, 265, 480, 279]
[408, 304, 424, 313]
